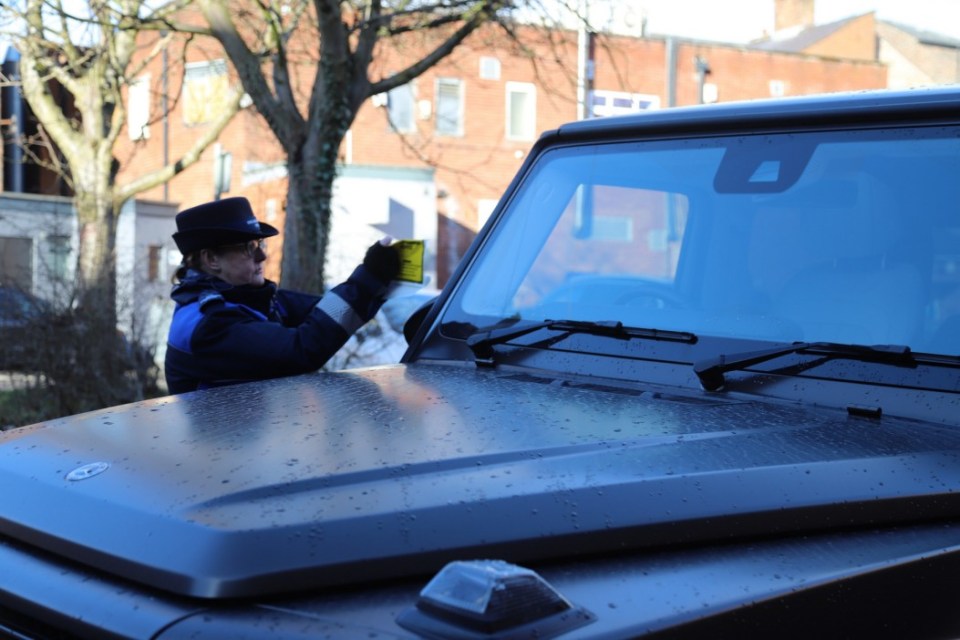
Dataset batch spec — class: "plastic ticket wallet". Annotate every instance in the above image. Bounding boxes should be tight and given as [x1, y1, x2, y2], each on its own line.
[392, 240, 425, 284]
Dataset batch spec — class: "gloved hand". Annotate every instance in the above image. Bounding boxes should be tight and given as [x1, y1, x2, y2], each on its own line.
[363, 239, 401, 285]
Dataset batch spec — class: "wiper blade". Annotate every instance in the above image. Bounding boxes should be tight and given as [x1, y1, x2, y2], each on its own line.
[466, 319, 697, 365]
[694, 341, 916, 391]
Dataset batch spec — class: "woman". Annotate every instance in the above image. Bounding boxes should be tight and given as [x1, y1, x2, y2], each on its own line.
[164, 197, 399, 394]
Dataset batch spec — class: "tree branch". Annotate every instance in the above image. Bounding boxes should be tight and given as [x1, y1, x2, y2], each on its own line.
[197, 0, 305, 149]
[116, 84, 246, 203]
[367, 1, 507, 97]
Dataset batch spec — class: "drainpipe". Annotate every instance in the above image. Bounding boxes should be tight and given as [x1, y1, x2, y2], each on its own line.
[666, 37, 677, 108]
[695, 56, 711, 104]
[576, 0, 589, 120]
[2, 47, 24, 192]
[161, 33, 170, 202]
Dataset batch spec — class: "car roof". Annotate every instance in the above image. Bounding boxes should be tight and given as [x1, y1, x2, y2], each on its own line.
[548, 86, 960, 141]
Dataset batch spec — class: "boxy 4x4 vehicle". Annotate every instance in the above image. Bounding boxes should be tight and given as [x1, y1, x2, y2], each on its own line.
[3, 87, 960, 639]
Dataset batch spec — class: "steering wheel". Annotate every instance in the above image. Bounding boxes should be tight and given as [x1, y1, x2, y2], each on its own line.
[613, 283, 687, 309]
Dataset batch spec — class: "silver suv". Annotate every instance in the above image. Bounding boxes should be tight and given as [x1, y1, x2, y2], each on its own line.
[2, 87, 960, 638]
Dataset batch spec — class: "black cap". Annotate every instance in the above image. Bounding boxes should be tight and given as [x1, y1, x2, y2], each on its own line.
[172, 197, 279, 254]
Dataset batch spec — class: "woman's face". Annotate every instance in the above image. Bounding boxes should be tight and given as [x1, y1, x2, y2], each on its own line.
[203, 239, 268, 287]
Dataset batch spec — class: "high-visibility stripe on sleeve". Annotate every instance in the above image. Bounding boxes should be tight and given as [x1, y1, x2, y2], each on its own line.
[315, 292, 365, 335]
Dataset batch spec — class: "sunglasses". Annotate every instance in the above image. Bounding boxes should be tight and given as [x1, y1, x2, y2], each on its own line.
[221, 239, 267, 258]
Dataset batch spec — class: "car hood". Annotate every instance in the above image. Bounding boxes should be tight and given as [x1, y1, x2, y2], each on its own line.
[1, 362, 959, 599]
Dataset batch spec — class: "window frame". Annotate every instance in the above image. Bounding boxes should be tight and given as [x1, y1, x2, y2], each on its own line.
[128, 74, 151, 141]
[182, 60, 229, 127]
[505, 82, 537, 142]
[435, 77, 465, 137]
[387, 82, 417, 134]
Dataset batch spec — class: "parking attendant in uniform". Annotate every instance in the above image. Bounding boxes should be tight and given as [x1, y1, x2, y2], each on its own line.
[164, 196, 399, 394]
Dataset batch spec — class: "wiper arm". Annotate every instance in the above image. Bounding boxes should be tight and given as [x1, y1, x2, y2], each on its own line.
[466, 319, 697, 365]
[694, 341, 916, 391]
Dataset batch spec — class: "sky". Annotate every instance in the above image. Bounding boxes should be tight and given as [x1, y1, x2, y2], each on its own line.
[617, 0, 960, 43]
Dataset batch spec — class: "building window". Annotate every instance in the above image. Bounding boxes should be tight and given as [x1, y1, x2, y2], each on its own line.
[0, 236, 33, 289]
[479, 56, 501, 80]
[128, 75, 150, 140]
[265, 198, 279, 223]
[436, 78, 464, 136]
[183, 60, 229, 126]
[702, 83, 719, 104]
[506, 82, 536, 141]
[387, 82, 416, 133]
[44, 235, 70, 282]
[592, 215, 634, 242]
[147, 245, 163, 283]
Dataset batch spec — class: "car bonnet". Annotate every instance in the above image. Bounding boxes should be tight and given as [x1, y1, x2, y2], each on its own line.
[1, 362, 959, 599]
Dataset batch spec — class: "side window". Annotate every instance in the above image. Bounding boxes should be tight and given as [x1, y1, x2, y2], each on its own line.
[506, 82, 536, 141]
[183, 60, 229, 126]
[128, 75, 151, 140]
[436, 77, 464, 137]
[387, 82, 416, 133]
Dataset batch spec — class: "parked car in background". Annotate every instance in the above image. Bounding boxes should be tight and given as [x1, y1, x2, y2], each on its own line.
[2, 87, 960, 638]
[0, 286, 48, 371]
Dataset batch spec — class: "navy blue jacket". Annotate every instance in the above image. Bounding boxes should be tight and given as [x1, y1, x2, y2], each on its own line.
[165, 267, 388, 394]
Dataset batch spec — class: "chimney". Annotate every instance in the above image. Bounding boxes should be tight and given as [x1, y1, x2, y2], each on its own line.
[775, 0, 814, 32]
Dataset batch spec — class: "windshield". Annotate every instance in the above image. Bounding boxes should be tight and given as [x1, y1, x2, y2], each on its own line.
[442, 127, 960, 356]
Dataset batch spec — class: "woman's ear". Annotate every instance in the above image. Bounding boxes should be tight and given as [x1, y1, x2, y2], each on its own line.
[200, 249, 222, 274]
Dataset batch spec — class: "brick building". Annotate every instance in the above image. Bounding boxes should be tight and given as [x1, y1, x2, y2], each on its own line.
[108, 17, 888, 289]
[4, 0, 955, 300]
[754, 7, 960, 87]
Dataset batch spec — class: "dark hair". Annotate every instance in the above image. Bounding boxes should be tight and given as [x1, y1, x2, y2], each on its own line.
[173, 252, 204, 284]
[173, 248, 230, 283]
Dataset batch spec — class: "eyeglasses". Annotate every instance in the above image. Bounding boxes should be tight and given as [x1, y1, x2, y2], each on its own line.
[220, 239, 266, 258]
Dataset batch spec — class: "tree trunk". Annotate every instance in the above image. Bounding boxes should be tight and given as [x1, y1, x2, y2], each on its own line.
[282, 156, 334, 294]
[199, 0, 501, 293]
[43, 193, 139, 413]
[75, 194, 118, 325]
[280, 83, 351, 293]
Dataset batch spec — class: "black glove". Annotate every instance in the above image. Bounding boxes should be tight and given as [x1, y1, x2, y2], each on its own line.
[363, 241, 401, 285]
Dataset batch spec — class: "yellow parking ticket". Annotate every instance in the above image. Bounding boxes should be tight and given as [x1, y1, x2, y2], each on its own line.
[392, 240, 425, 283]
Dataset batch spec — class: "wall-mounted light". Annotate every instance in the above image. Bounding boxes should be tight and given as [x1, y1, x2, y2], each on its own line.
[695, 56, 712, 104]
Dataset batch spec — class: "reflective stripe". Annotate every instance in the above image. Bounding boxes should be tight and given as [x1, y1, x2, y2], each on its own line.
[316, 292, 364, 334]
[198, 291, 224, 309]
[168, 303, 204, 352]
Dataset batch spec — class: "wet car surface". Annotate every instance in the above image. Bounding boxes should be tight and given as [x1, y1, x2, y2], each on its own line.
[2, 87, 960, 638]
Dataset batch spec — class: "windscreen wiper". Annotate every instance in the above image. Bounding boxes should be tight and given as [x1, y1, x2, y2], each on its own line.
[466, 319, 697, 365]
[693, 341, 916, 391]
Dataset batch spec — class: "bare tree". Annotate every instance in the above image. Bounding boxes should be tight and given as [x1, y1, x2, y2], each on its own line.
[167, 0, 523, 293]
[0, 0, 245, 410]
